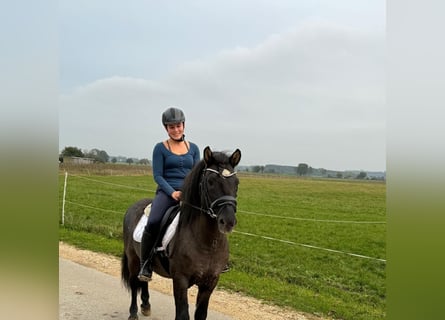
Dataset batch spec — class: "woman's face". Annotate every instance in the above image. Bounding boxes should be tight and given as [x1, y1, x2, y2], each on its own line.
[166, 122, 184, 140]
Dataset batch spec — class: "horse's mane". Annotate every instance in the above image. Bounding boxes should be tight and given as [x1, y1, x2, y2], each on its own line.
[182, 159, 206, 207]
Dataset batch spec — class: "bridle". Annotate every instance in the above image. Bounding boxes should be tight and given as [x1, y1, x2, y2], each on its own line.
[183, 167, 238, 219]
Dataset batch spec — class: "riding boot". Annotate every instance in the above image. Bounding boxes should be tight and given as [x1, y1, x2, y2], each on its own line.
[138, 227, 158, 282]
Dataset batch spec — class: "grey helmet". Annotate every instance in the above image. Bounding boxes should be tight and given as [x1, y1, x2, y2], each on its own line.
[162, 107, 185, 126]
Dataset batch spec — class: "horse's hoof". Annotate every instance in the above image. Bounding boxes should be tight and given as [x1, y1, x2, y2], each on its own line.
[128, 315, 138, 320]
[141, 305, 151, 316]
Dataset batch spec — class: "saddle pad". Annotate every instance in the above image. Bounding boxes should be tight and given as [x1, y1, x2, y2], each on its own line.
[133, 203, 180, 252]
[133, 204, 151, 242]
[159, 213, 180, 252]
[133, 214, 148, 242]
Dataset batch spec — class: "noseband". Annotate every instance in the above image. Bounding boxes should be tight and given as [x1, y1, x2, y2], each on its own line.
[206, 194, 237, 219]
[184, 168, 237, 219]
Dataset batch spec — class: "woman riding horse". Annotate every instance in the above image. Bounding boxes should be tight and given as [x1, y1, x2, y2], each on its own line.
[138, 107, 200, 281]
[122, 146, 241, 320]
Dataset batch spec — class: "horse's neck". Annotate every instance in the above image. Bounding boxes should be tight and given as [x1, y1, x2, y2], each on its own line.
[189, 212, 226, 248]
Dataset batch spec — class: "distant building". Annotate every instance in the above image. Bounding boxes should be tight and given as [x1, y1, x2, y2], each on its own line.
[63, 156, 95, 165]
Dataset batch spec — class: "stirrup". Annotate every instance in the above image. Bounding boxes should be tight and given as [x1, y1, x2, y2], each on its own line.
[138, 272, 152, 282]
[138, 261, 153, 282]
[138, 270, 152, 282]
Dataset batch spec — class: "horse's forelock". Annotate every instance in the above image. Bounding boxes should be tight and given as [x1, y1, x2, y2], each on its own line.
[182, 152, 233, 207]
[208, 151, 232, 168]
[182, 152, 230, 202]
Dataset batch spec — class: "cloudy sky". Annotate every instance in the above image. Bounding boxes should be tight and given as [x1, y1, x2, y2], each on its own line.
[59, 0, 385, 171]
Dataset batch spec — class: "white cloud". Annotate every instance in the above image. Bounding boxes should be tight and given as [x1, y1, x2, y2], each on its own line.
[59, 21, 385, 170]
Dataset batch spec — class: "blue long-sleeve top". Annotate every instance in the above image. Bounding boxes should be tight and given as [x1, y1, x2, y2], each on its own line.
[152, 141, 200, 196]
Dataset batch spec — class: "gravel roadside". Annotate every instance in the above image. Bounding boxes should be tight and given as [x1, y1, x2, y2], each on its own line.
[59, 241, 326, 320]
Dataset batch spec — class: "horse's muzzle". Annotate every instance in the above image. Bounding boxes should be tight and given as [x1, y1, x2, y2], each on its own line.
[217, 207, 237, 234]
[219, 216, 237, 234]
[208, 195, 237, 233]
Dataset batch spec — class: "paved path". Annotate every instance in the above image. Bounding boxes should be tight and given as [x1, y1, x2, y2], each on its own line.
[59, 258, 233, 320]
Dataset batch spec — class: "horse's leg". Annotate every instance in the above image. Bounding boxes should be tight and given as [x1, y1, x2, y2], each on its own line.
[122, 249, 139, 320]
[128, 276, 139, 320]
[140, 281, 151, 316]
[194, 282, 217, 320]
[173, 277, 190, 320]
[128, 252, 145, 320]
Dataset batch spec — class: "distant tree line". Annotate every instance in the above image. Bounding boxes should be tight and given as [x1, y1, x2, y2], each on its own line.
[60, 146, 380, 180]
[59, 146, 150, 165]
[240, 162, 379, 180]
[60, 146, 109, 163]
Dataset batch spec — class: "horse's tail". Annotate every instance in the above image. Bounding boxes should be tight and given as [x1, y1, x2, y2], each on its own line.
[121, 251, 132, 291]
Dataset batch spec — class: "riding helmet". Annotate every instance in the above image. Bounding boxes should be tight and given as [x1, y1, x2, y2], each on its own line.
[162, 107, 185, 126]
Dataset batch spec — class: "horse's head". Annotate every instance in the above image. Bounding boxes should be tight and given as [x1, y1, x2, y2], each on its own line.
[201, 146, 241, 234]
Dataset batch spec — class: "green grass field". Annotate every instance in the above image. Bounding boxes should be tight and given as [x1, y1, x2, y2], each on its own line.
[59, 164, 386, 319]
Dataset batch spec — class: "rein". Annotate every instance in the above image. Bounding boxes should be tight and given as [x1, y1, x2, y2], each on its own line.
[182, 168, 237, 219]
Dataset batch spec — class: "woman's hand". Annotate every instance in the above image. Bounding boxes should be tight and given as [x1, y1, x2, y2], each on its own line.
[171, 190, 182, 201]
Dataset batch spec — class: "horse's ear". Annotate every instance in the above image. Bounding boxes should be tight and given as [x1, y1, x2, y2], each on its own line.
[203, 146, 213, 165]
[230, 149, 241, 167]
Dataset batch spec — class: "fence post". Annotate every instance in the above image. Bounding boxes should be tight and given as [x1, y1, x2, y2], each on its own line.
[62, 171, 68, 225]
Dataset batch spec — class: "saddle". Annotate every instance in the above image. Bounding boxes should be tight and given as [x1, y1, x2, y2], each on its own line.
[133, 203, 181, 254]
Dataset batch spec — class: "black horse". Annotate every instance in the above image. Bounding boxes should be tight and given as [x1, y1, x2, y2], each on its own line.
[121, 146, 241, 320]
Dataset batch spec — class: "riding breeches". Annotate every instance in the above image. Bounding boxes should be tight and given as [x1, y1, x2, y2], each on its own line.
[145, 189, 178, 233]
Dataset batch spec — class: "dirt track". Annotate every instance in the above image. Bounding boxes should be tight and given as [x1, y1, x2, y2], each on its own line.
[59, 242, 326, 320]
